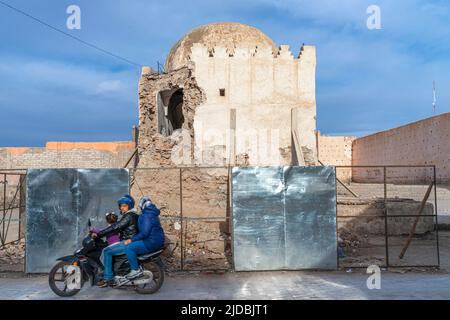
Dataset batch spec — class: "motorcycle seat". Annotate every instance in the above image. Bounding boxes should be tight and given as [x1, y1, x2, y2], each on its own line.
[137, 249, 163, 260]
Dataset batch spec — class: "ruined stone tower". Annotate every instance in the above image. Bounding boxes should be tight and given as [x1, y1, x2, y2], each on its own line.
[133, 22, 318, 270]
[137, 22, 318, 167]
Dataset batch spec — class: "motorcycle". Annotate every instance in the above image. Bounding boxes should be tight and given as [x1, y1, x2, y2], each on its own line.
[48, 219, 165, 297]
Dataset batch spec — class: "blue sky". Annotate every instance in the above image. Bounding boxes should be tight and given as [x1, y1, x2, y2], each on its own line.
[0, 0, 449, 146]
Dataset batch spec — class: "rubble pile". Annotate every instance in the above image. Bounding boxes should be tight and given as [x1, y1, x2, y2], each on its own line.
[338, 198, 435, 236]
[183, 220, 231, 270]
[338, 229, 361, 249]
[0, 239, 25, 271]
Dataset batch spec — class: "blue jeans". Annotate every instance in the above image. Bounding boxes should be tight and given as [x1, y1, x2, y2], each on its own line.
[103, 241, 127, 280]
[124, 240, 152, 271]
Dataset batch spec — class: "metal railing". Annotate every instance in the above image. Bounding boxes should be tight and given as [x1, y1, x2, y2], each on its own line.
[1, 165, 441, 272]
[335, 165, 440, 269]
[0, 171, 27, 248]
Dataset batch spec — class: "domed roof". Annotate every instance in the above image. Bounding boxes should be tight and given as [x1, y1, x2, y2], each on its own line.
[165, 22, 277, 71]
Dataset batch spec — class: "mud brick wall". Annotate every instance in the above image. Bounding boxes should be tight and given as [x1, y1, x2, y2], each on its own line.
[0, 141, 135, 169]
[131, 168, 231, 271]
[352, 112, 450, 184]
[317, 133, 355, 183]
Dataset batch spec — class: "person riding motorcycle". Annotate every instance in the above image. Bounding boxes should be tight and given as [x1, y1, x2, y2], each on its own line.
[92, 194, 138, 287]
[122, 196, 165, 279]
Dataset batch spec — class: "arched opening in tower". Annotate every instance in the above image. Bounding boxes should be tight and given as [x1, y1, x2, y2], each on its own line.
[168, 89, 184, 132]
[157, 88, 184, 136]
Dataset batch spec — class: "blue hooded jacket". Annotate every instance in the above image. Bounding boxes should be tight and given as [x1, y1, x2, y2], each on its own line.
[131, 203, 165, 251]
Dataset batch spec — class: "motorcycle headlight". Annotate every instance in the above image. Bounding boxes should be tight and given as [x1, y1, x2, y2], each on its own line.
[82, 235, 96, 251]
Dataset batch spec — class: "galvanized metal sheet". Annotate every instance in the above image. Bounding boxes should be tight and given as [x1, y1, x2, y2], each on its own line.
[284, 166, 337, 269]
[26, 169, 129, 273]
[232, 166, 337, 271]
[232, 167, 285, 270]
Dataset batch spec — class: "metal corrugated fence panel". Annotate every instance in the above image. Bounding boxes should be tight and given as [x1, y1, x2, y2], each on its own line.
[25, 169, 129, 273]
[284, 166, 337, 269]
[232, 167, 285, 271]
[232, 166, 337, 271]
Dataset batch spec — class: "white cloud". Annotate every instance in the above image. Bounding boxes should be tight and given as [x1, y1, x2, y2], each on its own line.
[95, 80, 124, 94]
[0, 56, 137, 101]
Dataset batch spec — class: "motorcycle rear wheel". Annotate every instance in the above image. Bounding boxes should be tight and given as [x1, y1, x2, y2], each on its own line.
[135, 259, 165, 294]
[49, 261, 83, 297]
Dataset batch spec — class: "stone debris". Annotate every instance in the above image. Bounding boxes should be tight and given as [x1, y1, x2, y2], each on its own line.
[0, 239, 25, 270]
[338, 229, 361, 249]
[338, 198, 435, 236]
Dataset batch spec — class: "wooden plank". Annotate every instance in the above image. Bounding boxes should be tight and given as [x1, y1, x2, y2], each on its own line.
[291, 108, 306, 166]
[398, 181, 434, 259]
[318, 160, 359, 198]
[123, 148, 138, 168]
[229, 108, 236, 166]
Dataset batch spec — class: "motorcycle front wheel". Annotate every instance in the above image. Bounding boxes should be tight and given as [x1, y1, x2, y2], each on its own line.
[48, 261, 83, 297]
[135, 259, 165, 294]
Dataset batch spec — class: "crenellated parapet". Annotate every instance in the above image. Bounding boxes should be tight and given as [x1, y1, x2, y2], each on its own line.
[254, 45, 273, 59]
[188, 42, 316, 107]
[190, 43, 210, 60]
[277, 45, 294, 60]
[189, 43, 313, 62]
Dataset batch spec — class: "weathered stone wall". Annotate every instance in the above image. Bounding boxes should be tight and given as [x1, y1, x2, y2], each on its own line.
[0, 141, 135, 169]
[352, 112, 450, 183]
[131, 168, 231, 270]
[136, 66, 232, 270]
[318, 133, 355, 182]
[137, 67, 206, 167]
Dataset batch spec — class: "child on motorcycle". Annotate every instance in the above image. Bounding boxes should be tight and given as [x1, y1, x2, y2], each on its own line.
[88, 212, 120, 281]
[90, 212, 120, 245]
